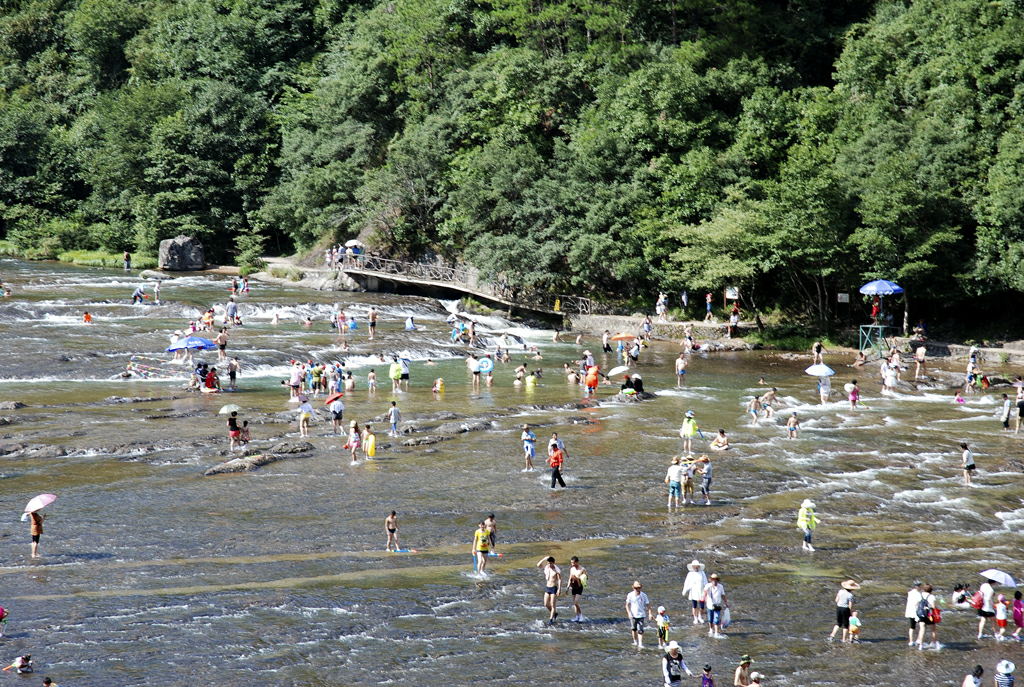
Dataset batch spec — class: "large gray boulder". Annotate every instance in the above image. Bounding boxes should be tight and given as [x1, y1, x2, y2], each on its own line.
[158, 235, 205, 270]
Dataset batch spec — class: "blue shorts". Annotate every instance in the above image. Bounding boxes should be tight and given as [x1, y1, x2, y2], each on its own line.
[707, 607, 722, 625]
[524, 443, 535, 458]
[669, 481, 681, 497]
[677, 370, 686, 376]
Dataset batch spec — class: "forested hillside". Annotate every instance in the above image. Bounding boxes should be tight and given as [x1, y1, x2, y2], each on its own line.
[3, 0, 1024, 319]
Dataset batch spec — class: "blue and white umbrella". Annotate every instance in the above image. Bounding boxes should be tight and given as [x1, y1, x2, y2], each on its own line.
[166, 336, 216, 352]
[859, 279, 904, 296]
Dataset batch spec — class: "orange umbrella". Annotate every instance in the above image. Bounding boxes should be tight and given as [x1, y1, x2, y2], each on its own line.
[609, 332, 635, 341]
[324, 392, 345, 405]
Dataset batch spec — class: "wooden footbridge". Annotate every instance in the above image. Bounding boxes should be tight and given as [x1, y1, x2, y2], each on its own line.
[339, 256, 594, 316]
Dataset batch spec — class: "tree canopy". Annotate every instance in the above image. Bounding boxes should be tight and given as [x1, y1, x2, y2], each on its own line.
[2, 0, 1024, 319]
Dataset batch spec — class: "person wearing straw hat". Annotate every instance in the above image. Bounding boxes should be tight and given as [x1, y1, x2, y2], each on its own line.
[995, 660, 1015, 687]
[701, 573, 729, 638]
[734, 655, 753, 686]
[682, 559, 708, 624]
[665, 457, 685, 509]
[625, 580, 653, 648]
[796, 499, 818, 552]
[828, 579, 860, 643]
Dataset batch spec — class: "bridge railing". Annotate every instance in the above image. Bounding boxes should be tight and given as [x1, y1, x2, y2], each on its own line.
[342, 256, 596, 315]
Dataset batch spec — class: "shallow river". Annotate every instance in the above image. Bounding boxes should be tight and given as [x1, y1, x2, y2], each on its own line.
[0, 258, 1020, 686]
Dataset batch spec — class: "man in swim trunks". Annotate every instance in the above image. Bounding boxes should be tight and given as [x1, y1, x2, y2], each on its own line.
[675, 353, 687, 387]
[537, 556, 562, 624]
[227, 357, 240, 390]
[472, 522, 491, 573]
[368, 306, 377, 340]
[786, 412, 800, 439]
[566, 556, 587, 622]
[384, 511, 399, 551]
[214, 328, 228, 360]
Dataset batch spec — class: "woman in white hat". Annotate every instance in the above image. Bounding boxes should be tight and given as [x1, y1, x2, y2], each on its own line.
[829, 579, 860, 643]
[682, 559, 709, 625]
[995, 660, 1015, 687]
[797, 499, 818, 552]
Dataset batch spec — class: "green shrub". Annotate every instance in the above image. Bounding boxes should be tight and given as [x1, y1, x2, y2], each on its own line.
[57, 250, 158, 269]
[270, 265, 303, 281]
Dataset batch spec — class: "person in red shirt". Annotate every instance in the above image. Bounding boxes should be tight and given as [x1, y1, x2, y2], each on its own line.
[547, 443, 566, 489]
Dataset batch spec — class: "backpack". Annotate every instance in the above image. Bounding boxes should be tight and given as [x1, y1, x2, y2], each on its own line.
[916, 597, 931, 621]
[970, 590, 984, 610]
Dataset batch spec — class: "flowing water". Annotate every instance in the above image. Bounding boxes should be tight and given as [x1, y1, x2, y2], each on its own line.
[0, 258, 1021, 686]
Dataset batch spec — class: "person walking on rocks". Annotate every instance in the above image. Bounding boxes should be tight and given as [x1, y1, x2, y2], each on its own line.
[626, 580, 653, 648]
[905, 581, 923, 646]
[701, 573, 728, 638]
[828, 579, 859, 643]
[682, 559, 708, 625]
[566, 556, 588, 622]
[797, 499, 818, 552]
[537, 556, 561, 624]
[662, 640, 693, 687]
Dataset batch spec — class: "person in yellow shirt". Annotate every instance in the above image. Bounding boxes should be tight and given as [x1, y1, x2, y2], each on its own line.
[472, 522, 491, 573]
[797, 498, 818, 552]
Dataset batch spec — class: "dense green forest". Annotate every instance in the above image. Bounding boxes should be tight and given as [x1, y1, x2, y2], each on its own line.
[3, 0, 1024, 321]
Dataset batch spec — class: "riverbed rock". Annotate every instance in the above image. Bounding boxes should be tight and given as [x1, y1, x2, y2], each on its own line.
[402, 435, 451, 446]
[435, 420, 494, 435]
[606, 391, 658, 403]
[0, 401, 26, 410]
[204, 453, 284, 475]
[268, 441, 315, 454]
[0, 417, 10, 426]
[158, 235, 206, 271]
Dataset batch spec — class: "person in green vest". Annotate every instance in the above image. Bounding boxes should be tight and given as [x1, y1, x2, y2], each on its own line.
[679, 410, 699, 455]
[797, 498, 818, 552]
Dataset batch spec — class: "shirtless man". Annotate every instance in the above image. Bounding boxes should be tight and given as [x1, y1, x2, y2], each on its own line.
[914, 345, 927, 380]
[214, 328, 229, 361]
[786, 412, 800, 439]
[746, 395, 761, 425]
[760, 387, 778, 418]
[565, 556, 588, 622]
[537, 556, 562, 624]
[368, 306, 378, 340]
[384, 511, 399, 551]
[675, 353, 688, 388]
[483, 513, 497, 550]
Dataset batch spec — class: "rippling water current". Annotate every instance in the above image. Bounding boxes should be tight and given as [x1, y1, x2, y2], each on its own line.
[0, 258, 1020, 686]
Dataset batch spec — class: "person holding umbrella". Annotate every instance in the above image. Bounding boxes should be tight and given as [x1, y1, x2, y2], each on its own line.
[22, 494, 55, 558]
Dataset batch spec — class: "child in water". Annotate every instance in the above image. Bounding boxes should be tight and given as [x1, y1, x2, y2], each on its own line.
[848, 610, 862, 642]
[656, 606, 671, 649]
[2, 655, 31, 673]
